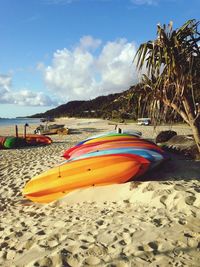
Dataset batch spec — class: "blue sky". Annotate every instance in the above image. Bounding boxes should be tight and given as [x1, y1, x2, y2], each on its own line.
[0, 0, 199, 117]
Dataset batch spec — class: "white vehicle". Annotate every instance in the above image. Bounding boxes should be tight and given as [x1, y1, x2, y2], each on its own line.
[137, 118, 151, 126]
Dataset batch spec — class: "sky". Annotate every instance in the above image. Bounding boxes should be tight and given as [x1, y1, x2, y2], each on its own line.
[0, 0, 199, 118]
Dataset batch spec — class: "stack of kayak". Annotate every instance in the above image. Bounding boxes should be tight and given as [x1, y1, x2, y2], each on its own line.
[0, 134, 52, 149]
[23, 131, 167, 203]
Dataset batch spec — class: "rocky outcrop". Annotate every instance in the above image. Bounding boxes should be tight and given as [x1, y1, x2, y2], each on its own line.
[155, 130, 177, 143]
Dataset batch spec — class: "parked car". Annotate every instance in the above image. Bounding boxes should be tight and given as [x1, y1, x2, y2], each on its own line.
[137, 118, 151, 126]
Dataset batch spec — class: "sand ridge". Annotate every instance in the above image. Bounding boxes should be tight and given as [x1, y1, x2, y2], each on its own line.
[0, 118, 199, 266]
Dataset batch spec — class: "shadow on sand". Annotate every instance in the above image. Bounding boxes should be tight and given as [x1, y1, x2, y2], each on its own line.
[69, 128, 105, 134]
[136, 151, 200, 181]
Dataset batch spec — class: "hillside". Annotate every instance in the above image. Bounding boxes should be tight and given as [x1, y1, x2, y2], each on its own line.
[30, 85, 143, 120]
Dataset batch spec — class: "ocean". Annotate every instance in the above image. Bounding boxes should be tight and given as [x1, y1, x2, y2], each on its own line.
[0, 118, 41, 126]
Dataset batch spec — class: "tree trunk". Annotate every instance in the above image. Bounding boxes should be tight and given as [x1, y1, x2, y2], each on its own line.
[163, 98, 200, 157]
[182, 97, 200, 157]
[190, 122, 200, 158]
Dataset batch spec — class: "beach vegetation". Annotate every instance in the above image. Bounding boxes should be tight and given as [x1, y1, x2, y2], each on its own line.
[134, 19, 200, 155]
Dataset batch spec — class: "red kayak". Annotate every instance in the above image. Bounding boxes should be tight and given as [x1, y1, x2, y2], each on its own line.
[19, 134, 52, 145]
[63, 139, 163, 159]
[0, 136, 6, 149]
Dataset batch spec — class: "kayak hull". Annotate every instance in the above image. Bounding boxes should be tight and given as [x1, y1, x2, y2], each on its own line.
[23, 154, 145, 203]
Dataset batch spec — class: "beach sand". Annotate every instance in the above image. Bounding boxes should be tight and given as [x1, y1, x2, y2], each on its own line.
[0, 118, 200, 266]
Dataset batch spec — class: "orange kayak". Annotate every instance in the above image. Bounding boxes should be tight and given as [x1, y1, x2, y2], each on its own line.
[19, 134, 52, 145]
[23, 154, 147, 203]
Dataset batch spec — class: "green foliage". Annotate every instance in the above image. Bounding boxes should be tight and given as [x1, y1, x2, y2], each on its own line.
[134, 19, 200, 153]
[134, 19, 200, 125]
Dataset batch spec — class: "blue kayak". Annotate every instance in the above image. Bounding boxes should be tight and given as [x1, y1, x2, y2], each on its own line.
[68, 147, 166, 169]
[68, 147, 154, 162]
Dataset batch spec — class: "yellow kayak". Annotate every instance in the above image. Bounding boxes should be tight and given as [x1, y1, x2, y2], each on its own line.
[23, 154, 142, 203]
[82, 135, 138, 145]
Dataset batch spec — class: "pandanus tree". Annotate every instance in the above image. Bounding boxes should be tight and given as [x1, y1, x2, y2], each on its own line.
[134, 19, 200, 156]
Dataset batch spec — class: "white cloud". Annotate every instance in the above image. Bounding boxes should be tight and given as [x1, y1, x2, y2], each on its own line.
[43, 36, 139, 102]
[1, 36, 140, 108]
[80, 35, 102, 50]
[10, 90, 56, 106]
[97, 39, 137, 94]
[0, 75, 12, 96]
[0, 74, 56, 106]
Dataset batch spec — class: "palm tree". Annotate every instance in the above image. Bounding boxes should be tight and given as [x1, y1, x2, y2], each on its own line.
[134, 19, 200, 156]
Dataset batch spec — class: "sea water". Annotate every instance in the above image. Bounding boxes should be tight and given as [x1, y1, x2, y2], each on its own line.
[0, 118, 41, 126]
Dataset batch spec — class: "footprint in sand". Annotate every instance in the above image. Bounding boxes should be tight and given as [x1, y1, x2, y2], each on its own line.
[174, 184, 185, 191]
[160, 195, 168, 206]
[185, 195, 196, 205]
[152, 218, 164, 227]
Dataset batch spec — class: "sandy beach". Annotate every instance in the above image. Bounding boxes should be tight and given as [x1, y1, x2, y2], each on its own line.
[0, 118, 199, 266]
